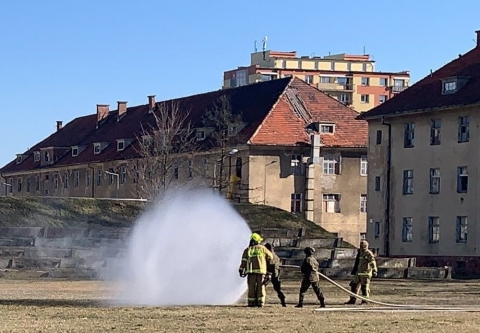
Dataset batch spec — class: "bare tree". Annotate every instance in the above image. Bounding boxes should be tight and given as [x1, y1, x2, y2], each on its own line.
[201, 95, 244, 194]
[131, 101, 196, 200]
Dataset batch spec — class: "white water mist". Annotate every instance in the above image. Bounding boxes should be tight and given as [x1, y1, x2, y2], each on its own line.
[110, 189, 251, 306]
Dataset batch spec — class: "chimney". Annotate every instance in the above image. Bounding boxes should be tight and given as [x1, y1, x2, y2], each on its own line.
[148, 95, 156, 111]
[56, 121, 63, 131]
[96, 104, 109, 128]
[117, 101, 127, 121]
[476, 30, 480, 47]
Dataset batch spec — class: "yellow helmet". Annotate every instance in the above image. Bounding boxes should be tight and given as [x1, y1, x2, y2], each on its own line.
[250, 233, 263, 243]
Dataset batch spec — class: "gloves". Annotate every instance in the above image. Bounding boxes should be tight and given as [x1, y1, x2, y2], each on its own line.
[239, 269, 246, 278]
[372, 271, 378, 278]
[263, 274, 272, 285]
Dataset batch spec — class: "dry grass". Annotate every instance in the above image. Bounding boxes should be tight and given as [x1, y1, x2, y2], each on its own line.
[0, 279, 479, 332]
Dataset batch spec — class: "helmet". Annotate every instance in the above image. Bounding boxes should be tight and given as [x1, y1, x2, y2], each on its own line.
[265, 243, 273, 251]
[250, 233, 263, 243]
[360, 240, 369, 250]
[304, 247, 315, 255]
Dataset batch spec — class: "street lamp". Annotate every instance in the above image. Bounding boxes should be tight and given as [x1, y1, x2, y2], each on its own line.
[263, 161, 277, 205]
[1, 183, 12, 197]
[104, 171, 119, 199]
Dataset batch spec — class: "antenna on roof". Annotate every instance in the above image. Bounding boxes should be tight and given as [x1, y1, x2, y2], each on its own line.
[254, 40, 257, 52]
[363, 46, 366, 55]
[430, 69, 433, 77]
[262, 36, 268, 60]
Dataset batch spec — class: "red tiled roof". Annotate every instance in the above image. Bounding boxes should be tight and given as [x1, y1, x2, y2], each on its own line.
[359, 44, 480, 119]
[1, 77, 367, 174]
[250, 78, 368, 147]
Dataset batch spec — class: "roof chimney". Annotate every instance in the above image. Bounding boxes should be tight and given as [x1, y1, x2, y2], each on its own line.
[117, 101, 127, 121]
[476, 30, 480, 47]
[96, 104, 109, 128]
[148, 95, 156, 112]
[56, 121, 63, 131]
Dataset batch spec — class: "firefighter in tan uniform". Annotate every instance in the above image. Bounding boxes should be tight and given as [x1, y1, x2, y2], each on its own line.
[239, 233, 274, 307]
[344, 240, 378, 305]
[265, 243, 287, 307]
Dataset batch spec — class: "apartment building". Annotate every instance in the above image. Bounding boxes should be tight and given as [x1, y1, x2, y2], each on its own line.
[0, 78, 368, 245]
[359, 30, 480, 276]
[223, 50, 410, 113]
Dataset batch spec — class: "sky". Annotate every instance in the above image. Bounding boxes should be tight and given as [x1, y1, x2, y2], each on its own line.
[0, 0, 479, 168]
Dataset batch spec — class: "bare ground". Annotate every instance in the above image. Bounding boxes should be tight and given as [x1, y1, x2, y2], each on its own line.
[0, 279, 479, 332]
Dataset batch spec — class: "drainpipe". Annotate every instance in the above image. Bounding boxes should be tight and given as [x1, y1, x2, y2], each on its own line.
[87, 164, 95, 198]
[381, 116, 392, 257]
[0, 173, 6, 197]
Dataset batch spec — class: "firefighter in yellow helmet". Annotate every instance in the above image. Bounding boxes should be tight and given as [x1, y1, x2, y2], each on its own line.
[344, 240, 378, 305]
[239, 233, 274, 307]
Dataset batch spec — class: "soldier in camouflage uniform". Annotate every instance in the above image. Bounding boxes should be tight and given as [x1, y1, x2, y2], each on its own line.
[295, 247, 326, 308]
[265, 243, 287, 307]
[344, 240, 377, 305]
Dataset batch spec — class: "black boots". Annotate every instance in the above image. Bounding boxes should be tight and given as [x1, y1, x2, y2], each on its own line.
[319, 297, 326, 308]
[360, 285, 368, 305]
[345, 283, 358, 305]
[295, 295, 304, 308]
[280, 297, 286, 307]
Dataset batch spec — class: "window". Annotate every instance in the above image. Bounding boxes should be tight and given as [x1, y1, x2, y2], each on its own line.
[63, 172, 69, 189]
[379, 95, 387, 103]
[45, 174, 49, 181]
[402, 217, 413, 242]
[428, 217, 440, 243]
[457, 166, 468, 193]
[35, 175, 40, 191]
[85, 171, 90, 187]
[360, 194, 367, 213]
[72, 146, 79, 157]
[188, 160, 193, 178]
[320, 124, 335, 133]
[120, 166, 127, 184]
[456, 216, 468, 243]
[360, 156, 367, 176]
[117, 140, 125, 151]
[290, 155, 303, 174]
[323, 194, 340, 213]
[94, 143, 101, 154]
[338, 94, 349, 103]
[228, 125, 238, 136]
[196, 129, 206, 141]
[17, 178, 22, 192]
[291, 193, 303, 213]
[235, 157, 242, 178]
[404, 123, 414, 148]
[305, 75, 314, 84]
[323, 155, 340, 175]
[375, 176, 381, 191]
[44, 151, 50, 162]
[429, 168, 440, 194]
[361, 94, 369, 103]
[34, 152, 40, 162]
[379, 78, 388, 86]
[54, 174, 59, 189]
[458, 116, 470, 143]
[320, 76, 330, 83]
[16, 155, 23, 164]
[74, 171, 80, 188]
[174, 165, 179, 180]
[337, 77, 347, 85]
[26, 177, 31, 192]
[374, 222, 380, 238]
[108, 168, 114, 185]
[403, 170, 413, 195]
[97, 169, 102, 186]
[430, 120, 441, 145]
[360, 233, 366, 241]
[376, 130, 382, 144]
[443, 81, 456, 93]
[361, 77, 370, 86]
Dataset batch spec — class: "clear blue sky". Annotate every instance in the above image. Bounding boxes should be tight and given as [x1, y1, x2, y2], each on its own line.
[1, 1, 479, 168]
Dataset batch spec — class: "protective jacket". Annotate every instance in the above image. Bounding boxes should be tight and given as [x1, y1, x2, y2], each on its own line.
[301, 256, 320, 282]
[355, 249, 377, 277]
[267, 252, 281, 277]
[240, 244, 273, 275]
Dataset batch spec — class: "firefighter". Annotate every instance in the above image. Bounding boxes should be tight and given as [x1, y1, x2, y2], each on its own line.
[295, 247, 326, 308]
[344, 240, 378, 305]
[239, 233, 274, 307]
[264, 243, 287, 307]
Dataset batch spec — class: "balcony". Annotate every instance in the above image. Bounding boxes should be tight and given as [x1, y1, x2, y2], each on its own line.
[317, 82, 355, 92]
[391, 85, 408, 93]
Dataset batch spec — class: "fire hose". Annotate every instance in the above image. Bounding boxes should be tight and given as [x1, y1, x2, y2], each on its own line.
[279, 265, 480, 312]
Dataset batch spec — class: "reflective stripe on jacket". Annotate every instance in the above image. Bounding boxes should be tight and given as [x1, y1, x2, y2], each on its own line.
[356, 249, 377, 277]
[239, 245, 273, 274]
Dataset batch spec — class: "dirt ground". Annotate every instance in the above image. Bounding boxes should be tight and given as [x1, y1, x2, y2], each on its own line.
[0, 279, 479, 333]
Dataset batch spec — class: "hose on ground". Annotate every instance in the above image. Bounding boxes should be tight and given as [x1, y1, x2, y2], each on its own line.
[279, 264, 480, 312]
